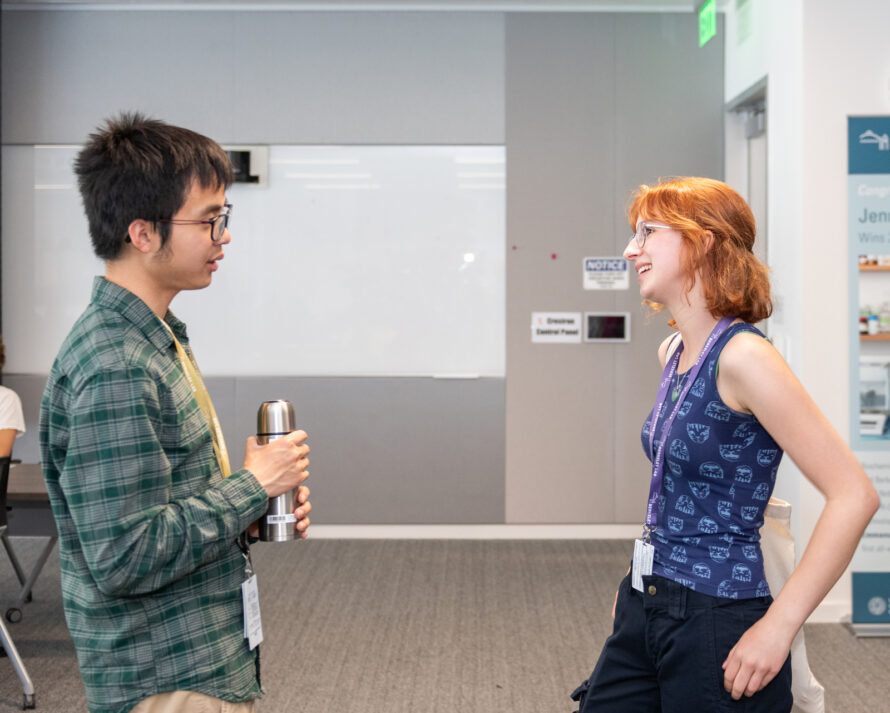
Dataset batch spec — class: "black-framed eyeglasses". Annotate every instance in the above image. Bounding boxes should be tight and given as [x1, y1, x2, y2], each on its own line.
[159, 203, 233, 243]
[630, 219, 672, 250]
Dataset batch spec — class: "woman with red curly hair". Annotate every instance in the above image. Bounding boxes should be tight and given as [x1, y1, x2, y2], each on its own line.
[571, 177, 879, 713]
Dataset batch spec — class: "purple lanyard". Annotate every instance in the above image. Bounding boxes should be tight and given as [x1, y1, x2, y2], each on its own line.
[644, 316, 735, 539]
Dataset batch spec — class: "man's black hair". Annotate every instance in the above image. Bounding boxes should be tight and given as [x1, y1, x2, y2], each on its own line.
[74, 112, 234, 260]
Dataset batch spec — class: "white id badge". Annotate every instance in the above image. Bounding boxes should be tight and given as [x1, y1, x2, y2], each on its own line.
[632, 539, 654, 593]
[241, 574, 264, 650]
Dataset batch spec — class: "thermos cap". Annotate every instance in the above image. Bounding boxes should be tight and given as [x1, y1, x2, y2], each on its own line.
[257, 399, 296, 436]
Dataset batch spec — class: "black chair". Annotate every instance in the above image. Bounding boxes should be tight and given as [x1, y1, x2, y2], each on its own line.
[3, 460, 57, 625]
[1, 457, 32, 617]
[0, 456, 36, 708]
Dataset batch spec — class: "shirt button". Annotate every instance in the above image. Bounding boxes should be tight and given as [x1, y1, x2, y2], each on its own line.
[647, 585, 657, 596]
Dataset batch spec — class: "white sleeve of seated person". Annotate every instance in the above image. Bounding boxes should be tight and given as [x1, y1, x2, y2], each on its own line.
[0, 386, 25, 435]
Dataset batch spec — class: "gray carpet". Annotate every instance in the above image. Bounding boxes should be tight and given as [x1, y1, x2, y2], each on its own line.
[1, 538, 888, 712]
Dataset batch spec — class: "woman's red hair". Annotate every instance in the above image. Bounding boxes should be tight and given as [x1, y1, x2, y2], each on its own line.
[628, 177, 772, 324]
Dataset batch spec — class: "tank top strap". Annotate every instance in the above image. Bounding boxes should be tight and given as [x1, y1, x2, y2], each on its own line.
[721, 321, 765, 343]
[712, 321, 768, 378]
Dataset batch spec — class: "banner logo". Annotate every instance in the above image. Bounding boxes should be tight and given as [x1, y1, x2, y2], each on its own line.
[849, 117, 890, 174]
[868, 596, 888, 616]
[860, 129, 890, 151]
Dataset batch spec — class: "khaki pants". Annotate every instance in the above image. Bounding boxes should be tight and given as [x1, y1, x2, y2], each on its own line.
[129, 691, 256, 713]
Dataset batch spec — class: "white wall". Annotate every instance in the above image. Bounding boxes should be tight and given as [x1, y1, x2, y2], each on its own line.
[801, 0, 890, 621]
[724, 0, 806, 564]
[724, 0, 890, 621]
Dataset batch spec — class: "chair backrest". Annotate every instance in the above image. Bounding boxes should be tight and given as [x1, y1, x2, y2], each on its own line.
[0, 456, 12, 530]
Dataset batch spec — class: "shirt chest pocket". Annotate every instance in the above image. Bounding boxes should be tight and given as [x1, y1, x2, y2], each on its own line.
[158, 377, 217, 493]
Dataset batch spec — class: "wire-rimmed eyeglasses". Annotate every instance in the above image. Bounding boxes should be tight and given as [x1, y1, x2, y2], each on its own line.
[630, 220, 672, 250]
[159, 203, 233, 243]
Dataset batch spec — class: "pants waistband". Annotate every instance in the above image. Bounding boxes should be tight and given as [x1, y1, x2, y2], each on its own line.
[636, 574, 770, 618]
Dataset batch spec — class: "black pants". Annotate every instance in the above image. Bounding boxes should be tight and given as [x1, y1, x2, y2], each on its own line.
[572, 574, 792, 713]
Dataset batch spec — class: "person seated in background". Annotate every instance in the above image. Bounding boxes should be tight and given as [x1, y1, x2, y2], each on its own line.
[0, 334, 25, 458]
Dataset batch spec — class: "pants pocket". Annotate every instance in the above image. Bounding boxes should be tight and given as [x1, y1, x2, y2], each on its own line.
[709, 599, 792, 713]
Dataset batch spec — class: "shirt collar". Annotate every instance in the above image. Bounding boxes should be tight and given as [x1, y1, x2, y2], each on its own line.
[90, 276, 189, 351]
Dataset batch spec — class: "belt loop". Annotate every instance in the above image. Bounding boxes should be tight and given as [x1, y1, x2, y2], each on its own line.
[670, 582, 687, 619]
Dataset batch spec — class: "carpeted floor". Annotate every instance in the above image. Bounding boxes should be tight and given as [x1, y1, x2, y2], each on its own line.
[1, 538, 888, 712]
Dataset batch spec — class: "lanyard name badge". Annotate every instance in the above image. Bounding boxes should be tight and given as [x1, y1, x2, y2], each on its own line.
[160, 319, 263, 648]
[632, 317, 735, 593]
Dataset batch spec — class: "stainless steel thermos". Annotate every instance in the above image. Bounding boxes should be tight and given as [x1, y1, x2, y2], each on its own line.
[257, 400, 299, 542]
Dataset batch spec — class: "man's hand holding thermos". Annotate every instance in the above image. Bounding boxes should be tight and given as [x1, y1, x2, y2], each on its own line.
[243, 400, 311, 541]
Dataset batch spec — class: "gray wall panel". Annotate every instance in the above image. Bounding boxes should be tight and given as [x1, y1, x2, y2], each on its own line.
[7, 373, 505, 524]
[505, 12, 724, 524]
[505, 14, 619, 524]
[611, 13, 725, 522]
[225, 377, 505, 524]
[1, 11, 504, 145]
[230, 12, 505, 144]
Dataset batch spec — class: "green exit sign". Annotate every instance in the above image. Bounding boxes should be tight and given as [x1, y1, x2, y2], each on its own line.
[699, 0, 717, 47]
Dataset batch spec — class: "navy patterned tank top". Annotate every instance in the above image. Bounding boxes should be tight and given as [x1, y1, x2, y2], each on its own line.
[641, 323, 782, 599]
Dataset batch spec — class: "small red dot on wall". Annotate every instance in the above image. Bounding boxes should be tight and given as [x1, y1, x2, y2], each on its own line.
[512, 245, 517, 251]
[551, 253, 558, 260]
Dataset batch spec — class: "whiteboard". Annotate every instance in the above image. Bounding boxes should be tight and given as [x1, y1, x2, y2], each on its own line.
[1, 145, 505, 376]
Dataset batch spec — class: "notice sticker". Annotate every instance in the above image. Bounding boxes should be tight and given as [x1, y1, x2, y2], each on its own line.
[583, 257, 629, 290]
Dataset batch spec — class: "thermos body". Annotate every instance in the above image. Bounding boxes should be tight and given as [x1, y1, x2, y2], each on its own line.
[257, 400, 298, 542]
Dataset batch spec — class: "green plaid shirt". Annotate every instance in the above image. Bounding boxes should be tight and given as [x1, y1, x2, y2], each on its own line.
[39, 277, 268, 713]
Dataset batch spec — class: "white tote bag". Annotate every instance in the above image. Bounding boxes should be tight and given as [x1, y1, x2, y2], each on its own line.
[761, 498, 826, 713]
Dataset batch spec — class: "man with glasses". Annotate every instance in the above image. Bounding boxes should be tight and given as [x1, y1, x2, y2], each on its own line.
[39, 113, 312, 713]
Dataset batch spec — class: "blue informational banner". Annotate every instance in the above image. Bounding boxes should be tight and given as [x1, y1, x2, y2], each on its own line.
[850, 116, 890, 634]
